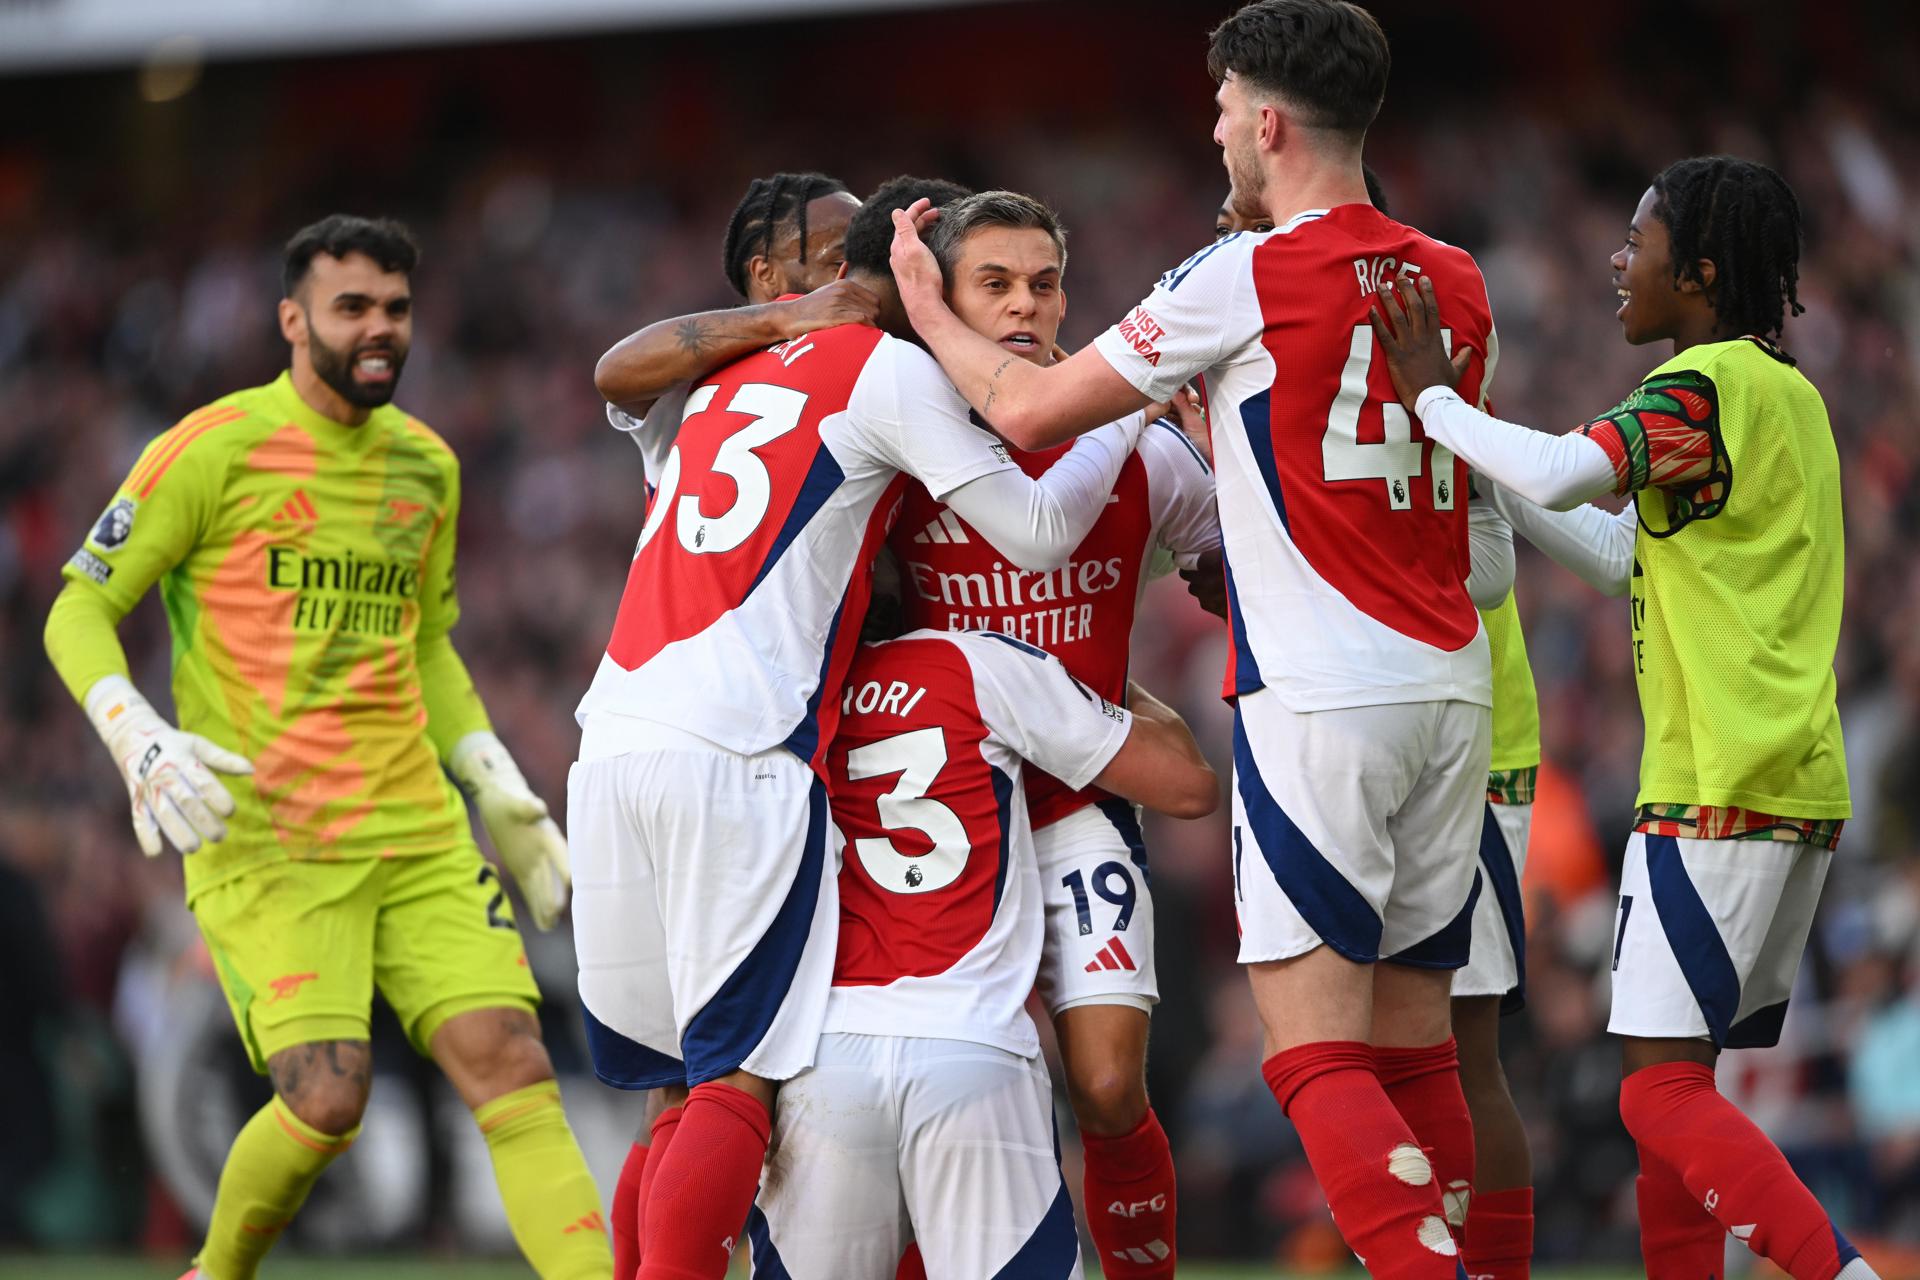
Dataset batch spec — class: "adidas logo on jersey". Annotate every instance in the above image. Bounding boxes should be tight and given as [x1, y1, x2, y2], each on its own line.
[1084, 936, 1137, 973]
[913, 508, 970, 545]
[271, 489, 319, 525]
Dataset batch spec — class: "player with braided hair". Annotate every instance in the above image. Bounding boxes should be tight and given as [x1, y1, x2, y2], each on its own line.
[1370, 155, 1878, 1280]
[718, 170, 857, 300]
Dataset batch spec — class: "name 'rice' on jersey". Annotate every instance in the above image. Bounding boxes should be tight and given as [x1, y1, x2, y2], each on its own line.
[1092, 203, 1499, 711]
[577, 325, 1024, 773]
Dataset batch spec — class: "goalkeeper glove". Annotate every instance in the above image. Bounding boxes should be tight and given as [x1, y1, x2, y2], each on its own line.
[85, 675, 254, 856]
[448, 731, 570, 930]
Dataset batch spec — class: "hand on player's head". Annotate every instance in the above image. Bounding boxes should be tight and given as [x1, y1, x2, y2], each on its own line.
[777, 279, 883, 338]
[1368, 276, 1472, 413]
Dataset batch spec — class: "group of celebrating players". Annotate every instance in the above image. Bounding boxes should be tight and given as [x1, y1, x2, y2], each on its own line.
[41, 1, 1879, 1279]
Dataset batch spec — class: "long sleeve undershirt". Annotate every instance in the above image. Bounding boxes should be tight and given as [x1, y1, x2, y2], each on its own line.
[939, 418, 1143, 572]
[1415, 388, 1618, 511]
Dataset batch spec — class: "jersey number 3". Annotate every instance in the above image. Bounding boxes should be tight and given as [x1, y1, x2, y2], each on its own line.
[845, 727, 972, 896]
[639, 382, 809, 556]
[1321, 324, 1457, 510]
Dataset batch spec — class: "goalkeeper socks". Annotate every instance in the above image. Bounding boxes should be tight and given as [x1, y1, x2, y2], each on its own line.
[474, 1080, 613, 1280]
[1262, 1041, 1462, 1280]
[1621, 1061, 1872, 1280]
[1080, 1108, 1178, 1278]
[196, 1095, 356, 1280]
[612, 1140, 647, 1280]
[1463, 1186, 1533, 1280]
[1377, 1040, 1476, 1239]
[1633, 1146, 1725, 1280]
[639, 1081, 770, 1280]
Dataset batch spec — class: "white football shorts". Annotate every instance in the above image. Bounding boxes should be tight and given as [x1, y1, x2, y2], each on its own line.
[1230, 688, 1491, 967]
[749, 1032, 1083, 1280]
[1452, 800, 1532, 1005]
[1608, 830, 1831, 1049]
[568, 719, 839, 1089]
[1034, 799, 1158, 1015]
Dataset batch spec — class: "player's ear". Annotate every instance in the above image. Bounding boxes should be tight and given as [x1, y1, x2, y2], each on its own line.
[747, 254, 780, 299]
[277, 297, 305, 345]
[1688, 258, 1718, 295]
[1258, 103, 1283, 154]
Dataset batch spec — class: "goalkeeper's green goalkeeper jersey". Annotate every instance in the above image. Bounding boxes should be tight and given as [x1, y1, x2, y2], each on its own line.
[47, 372, 490, 894]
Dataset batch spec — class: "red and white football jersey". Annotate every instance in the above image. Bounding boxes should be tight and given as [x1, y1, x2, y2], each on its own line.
[890, 420, 1218, 828]
[576, 326, 1022, 771]
[1092, 204, 1499, 711]
[824, 629, 1132, 1056]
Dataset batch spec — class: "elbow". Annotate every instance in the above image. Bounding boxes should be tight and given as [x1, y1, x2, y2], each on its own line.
[594, 346, 653, 412]
[998, 536, 1074, 574]
[996, 405, 1061, 453]
[1163, 766, 1220, 820]
[1467, 567, 1515, 610]
[592, 348, 624, 403]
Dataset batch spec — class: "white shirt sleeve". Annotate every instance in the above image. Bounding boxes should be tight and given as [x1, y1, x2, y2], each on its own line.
[1137, 417, 1221, 575]
[1091, 236, 1252, 403]
[1464, 491, 1515, 608]
[1487, 479, 1638, 597]
[606, 385, 689, 490]
[1414, 387, 1617, 511]
[843, 336, 1023, 499]
[955, 631, 1132, 790]
[941, 415, 1146, 572]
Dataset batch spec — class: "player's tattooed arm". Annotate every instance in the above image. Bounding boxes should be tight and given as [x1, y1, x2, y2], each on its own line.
[595, 280, 880, 416]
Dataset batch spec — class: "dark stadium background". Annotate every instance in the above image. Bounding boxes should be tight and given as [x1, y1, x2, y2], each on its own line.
[2, 0, 1918, 1273]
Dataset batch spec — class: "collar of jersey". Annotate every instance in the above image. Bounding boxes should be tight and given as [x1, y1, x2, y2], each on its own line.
[270, 370, 398, 441]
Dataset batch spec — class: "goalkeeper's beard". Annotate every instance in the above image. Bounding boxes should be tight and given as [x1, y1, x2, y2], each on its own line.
[309, 329, 408, 409]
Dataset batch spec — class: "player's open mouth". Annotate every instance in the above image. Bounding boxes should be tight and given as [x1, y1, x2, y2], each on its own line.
[356, 352, 395, 381]
[999, 331, 1040, 353]
[1615, 287, 1630, 319]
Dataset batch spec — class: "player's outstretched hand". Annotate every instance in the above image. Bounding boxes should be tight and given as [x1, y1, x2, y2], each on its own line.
[1369, 275, 1471, 413]
[889, 198, 945, 320]
[1179, 547, 1228, 621]
[782, 279, 881, 336]
[449, 732, 571, 930]
[85, 675, 254, 857]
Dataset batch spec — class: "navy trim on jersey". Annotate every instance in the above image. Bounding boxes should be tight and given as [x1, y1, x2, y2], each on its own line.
[746, 1204, 792, 1279]
[1222, 555, 1265, 697]
[1232, 706, 1382, 962]
[1645, 834, 1742, 1047]
[748, 447, 847, 595]
[784, 596, 848, 768]
[681, 777, 830, 1083]
[979, 630, 1052, 662]
[580, 1006, 686, 1090]
[1237, 387, 1289, 534]
[1162, 234, 1237, 291]
[1480, 802, 1529, 1013]
[1095, 797, 1151, 886]
[1151, 416, 1212, 475]
[990, 764, 1016, 914]
[990, 1178, 1081, 1278]
[1388, 871, 1481, 970]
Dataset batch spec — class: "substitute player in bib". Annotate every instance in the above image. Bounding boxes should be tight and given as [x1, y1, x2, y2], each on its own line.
[751, 630, 1217, 1279]
[889, 190, 1220, 1278]
[42, 216, 607, 1280]
[569, 177, 1152, 1280]
[1369, 156, 1876, 1280]
[889, 4, 1513, 1273]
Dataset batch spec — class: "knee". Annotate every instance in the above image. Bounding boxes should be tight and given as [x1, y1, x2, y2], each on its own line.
[269, 1040, 373, 1136]
[437, 1008, 554, 1105]
[1066, 1058, 1148, 1137]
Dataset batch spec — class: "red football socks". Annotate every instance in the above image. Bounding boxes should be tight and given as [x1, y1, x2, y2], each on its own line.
[1376, 1039, 1476, 1240]
[612, 1139, 647, 1280]
[894, 1243, 928, 1280]
[1634, 1143, 1725, 1280]
[1463, 1186, 1534, 1280]
[1621, 1061, 1862, 1280]
[1264, 1041, 1462, 1279]
[1080, 1108, 1179, 1278]
[637, 1084, 769, 1280]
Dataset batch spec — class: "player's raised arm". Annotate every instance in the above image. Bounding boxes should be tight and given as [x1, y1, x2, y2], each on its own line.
[595, 280, 880, 416]
[890, 200, 1152, 449]
[44, 415, 254, 857]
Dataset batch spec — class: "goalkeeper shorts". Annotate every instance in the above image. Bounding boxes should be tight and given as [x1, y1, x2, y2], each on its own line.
[192, 844, 541, 1072]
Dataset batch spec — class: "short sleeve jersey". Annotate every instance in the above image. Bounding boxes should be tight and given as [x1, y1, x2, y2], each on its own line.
[890, 418, 1217, 828]
[576, 326, 1023, 772]
[1092, 204, 1498, 711]
[60, 372, 469, 893]
[824, 630, 1132, 1056]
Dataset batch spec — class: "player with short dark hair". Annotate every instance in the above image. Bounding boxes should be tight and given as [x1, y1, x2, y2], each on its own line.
[44, 214, 608, 1280]
[890, 188, 1220, 1278]
[1369, 155, 1877, 1280]
[888, 2, 1516, 1273]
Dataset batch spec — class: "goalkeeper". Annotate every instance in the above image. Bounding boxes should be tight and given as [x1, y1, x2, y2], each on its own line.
[43, 215, 610, 1280]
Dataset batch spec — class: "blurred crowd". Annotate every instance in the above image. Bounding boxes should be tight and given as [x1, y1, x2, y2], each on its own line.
[2, 0, 1919, 1267]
